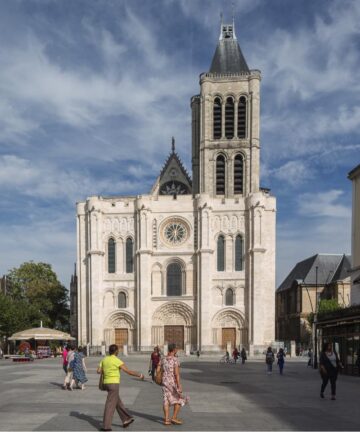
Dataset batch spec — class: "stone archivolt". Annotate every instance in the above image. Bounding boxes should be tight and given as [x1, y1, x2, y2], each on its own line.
[105, 310, 135, 329]
[152, 302, 194, 326]
[212, 308, 246, 329]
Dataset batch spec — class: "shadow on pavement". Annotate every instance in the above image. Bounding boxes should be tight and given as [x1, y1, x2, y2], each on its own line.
[70, 411, 102, 430]
[49, 381, 65, 389]
[128, 409, 164, 425]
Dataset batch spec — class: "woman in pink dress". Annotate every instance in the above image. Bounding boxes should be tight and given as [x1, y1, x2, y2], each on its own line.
[157, 343, 189, 425]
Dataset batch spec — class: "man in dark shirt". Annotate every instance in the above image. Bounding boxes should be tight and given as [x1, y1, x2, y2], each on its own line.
[149, 346, 161, 382]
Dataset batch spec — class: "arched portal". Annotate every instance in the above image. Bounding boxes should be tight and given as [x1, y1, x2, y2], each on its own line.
[152, 302, 195, 350]
[103, 311, 136, 350]
[211, 308, 248, 349]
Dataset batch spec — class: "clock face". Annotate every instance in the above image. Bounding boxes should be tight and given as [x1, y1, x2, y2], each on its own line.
[162, 218, 189, 246]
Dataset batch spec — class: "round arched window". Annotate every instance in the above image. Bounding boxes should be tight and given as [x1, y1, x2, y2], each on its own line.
[118, 292, 126, 308]
[167, 262, 182, 296]
[225, 288, 234, 306]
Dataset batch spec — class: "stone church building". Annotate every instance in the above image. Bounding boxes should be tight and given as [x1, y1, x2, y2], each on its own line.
[75, 21, 276, 353]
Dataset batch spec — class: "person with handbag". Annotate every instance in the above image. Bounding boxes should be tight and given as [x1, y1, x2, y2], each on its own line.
[156, 343, 189, 426]
[97, 344, 144, 431]
[63, 344, 75, 390]
[319, 342, 343, 400]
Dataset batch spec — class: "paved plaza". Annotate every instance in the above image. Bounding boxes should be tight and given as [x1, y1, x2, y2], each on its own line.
[0, 355, 359, 431]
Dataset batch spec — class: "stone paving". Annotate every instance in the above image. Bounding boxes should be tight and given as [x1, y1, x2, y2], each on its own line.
[0, 355, 359, 431]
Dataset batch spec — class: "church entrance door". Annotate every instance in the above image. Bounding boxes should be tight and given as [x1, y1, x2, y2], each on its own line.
[222, 328, 236, 349]
[115, 328, 128, 348]
[164, 325, 184, 350]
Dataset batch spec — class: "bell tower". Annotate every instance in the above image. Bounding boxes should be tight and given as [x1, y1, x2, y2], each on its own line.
[191, 18, 261, 198]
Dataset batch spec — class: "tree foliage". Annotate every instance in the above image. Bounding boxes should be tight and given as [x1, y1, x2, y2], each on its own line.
[307, 299, 342, 328]
[318, 298, 342, 314]
[0, 293, 43, 338]
[0, 262, 70, 341]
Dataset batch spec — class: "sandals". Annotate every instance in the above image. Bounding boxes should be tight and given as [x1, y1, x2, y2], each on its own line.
[171, 418, 183, 425]
[163, 419, 172, 425]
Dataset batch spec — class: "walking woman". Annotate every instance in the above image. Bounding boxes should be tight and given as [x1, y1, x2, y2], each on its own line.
[156, 343, 189, 426]
[70, 346, 88, 390]
[319, 342, 343, 400]
[63, 344, 75, 389]
[97, 344, 144, 431]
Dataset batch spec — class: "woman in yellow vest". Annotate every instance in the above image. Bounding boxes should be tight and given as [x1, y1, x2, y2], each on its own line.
[97, 344, 144, 431]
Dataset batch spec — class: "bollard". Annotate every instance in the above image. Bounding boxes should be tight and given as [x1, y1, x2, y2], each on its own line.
[123, 344, 128, 356]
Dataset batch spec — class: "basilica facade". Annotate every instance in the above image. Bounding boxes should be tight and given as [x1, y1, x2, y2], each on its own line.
[76, 22, 276, 353]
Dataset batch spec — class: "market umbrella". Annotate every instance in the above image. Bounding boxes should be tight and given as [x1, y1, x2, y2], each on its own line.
[8, 326, 75, 341]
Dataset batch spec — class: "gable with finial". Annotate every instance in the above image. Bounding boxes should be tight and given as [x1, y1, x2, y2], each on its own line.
[151, 137, 192, 196]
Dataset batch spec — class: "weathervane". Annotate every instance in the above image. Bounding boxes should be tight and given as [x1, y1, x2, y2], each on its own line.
[171, 136, 175, 153]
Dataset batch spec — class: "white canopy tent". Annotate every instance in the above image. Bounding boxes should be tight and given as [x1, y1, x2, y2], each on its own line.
[9, 326, 75, 341]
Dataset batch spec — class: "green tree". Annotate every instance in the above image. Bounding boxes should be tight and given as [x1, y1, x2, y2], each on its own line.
[0, 293, 43, 339]
[7, 262, 70, 331]
[318, 298, 342, 314]
[307, 298, 342, 328]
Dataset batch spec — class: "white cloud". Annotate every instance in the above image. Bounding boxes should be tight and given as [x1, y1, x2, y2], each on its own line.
[298, 189, 351, 218]
[253, 1, 360, 102]
[0, 154, 147, 202]
[0, 216, 75, 285]
[266, 160, 313, 187]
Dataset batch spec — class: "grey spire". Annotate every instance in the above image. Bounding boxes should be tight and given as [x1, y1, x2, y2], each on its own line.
[210, 17, 249, 74]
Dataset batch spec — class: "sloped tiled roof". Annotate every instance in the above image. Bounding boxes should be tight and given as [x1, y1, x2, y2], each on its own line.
[277, 254, 349, 292]
[348, 163, 360, 180]
[331, 254, 352, 282]
[209, 39, 250, 74]
[159, 150, 192, 186]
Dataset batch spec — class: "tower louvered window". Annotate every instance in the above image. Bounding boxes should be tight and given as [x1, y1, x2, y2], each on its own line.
[216, 155, 226, 195]
[238, 96, 247, 138]
[225, 97, 234, 139]
[108, 238, 116, 273]
[225, 288, 234, 306]
[167, 262, 182, 296]
[217, 235, 225, 271]
[213, 97, 222, 139]
[125, 237, 134, 273]
[234, 154, 243, 194]
[235, 235, 243, 271]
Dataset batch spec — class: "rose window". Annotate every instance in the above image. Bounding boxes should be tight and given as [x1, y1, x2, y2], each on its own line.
[162, 219, 189, 246]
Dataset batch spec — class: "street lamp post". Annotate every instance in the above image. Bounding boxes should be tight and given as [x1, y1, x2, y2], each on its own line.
[314, 266, 319, 369]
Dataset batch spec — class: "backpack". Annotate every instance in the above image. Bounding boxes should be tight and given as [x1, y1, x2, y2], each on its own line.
[266, 352, 274, 364]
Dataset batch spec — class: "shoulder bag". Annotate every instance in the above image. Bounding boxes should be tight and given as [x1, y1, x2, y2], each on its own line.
[155, 366, 163, 385]
[98, 371, 106, 391]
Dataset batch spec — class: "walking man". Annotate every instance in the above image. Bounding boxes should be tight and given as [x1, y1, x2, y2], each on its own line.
[149, 346, 161, 382]
[265, 347, 275, 374]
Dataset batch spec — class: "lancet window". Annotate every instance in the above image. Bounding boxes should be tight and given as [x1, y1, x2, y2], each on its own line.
[238, 96, 247, 138]
[213, 97, 222, 139]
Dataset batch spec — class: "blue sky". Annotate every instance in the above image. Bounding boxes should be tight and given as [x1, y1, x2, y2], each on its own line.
[0, 0, 358, 287]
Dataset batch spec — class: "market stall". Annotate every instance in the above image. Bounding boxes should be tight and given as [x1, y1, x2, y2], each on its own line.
[8, 325, 75, 359]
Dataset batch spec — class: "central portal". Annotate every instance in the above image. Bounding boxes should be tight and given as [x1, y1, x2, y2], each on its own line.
[164, 325, 184, 350]
[115, 328, 128, 348]
[222, 327, 236, 349]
